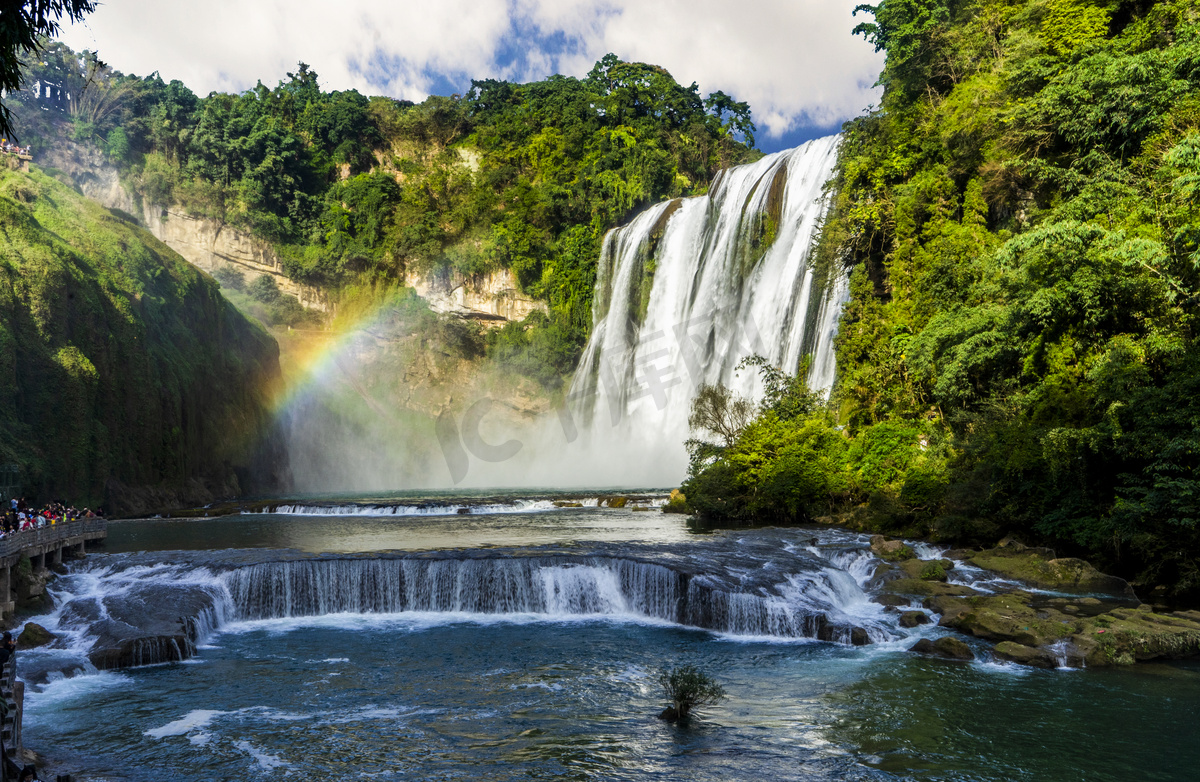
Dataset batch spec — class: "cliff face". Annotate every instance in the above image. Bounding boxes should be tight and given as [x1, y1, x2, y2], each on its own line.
[0, 165, 286, 514]
[406, 267, 546, 325]
[139, 206, 331, 312]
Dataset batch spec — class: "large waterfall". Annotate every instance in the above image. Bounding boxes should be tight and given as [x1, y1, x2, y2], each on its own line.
[558, 136, 844, 485]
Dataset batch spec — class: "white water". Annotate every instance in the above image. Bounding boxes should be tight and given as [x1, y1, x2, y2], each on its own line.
[559, 135, 844, 486]
[262, 499, 560, 517]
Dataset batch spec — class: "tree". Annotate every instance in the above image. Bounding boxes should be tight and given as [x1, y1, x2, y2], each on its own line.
[657, 665, 725, 722]
[0, 0, 97, 139]
[688, 383, 756, 449]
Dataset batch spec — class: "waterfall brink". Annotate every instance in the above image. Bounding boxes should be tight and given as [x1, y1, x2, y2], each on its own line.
[562, 136, 844, 485]
[221, 556, 882, 645]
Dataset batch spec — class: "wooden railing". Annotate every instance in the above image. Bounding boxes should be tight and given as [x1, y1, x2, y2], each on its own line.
[0, 519, 106, 559]
[0, 656, 20, 773]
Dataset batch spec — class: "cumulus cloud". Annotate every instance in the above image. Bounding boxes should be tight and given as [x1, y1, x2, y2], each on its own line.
[60, 0, 883, 144]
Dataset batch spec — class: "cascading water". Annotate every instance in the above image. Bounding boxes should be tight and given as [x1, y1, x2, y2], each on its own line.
[32, 530, 913, 672]
[560, 136, 844, 485]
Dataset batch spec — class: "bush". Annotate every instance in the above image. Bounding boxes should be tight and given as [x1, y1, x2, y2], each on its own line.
[247, 274, 282, 304]
[657, 665, 725, 722]
[212, 266, 245, 291]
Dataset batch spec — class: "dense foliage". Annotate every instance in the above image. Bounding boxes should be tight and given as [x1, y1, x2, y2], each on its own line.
[0, 164, 281, 510]
[0, 0, 95, 138]
[9, 47, 756, 387]
[684, 0, 1200, 598]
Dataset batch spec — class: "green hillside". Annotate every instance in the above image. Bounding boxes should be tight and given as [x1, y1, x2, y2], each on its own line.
[0, 162, 282, 512]
[684, 0, 1200, 598]
[10, 49, 757, 388]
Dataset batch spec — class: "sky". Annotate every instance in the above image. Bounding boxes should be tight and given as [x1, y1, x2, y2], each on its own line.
[60, 0, 885, 153]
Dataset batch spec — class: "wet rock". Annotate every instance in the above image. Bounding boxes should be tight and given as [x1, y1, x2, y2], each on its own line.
[658, 707, 680, 722]
[1070, 608, 1200, 667]
[865, 563, 901, 591]
[873, 594, 910, 608]
[71, 582, 220, 670]
[968, 548, 1133, 595]
[908, 636, 975, 660]
[900, 611, 930, 628]
[17, 622, 55, 648]
[935, 593, 1076, 648]
[552, 501, 582, 508]
[850, 627, 871, 646]
[870, 536, 915, 562]
[602, 496, 628, 508]
[882, 578, 980, 598]
[896, 558, 953, 582]
[994, 641, 1058, 669]
[943, 548, 977, 561]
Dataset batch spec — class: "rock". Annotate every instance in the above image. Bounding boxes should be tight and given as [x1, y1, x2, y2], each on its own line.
[994, 641, 1058, 669]
[865, 563, 901, 590]
[873, 594, 910, 608]
[662, 489, 690, 514]
[552, 501, 583, 508]
[69, 582, 220, 669]
[658, 707, 680, 722]
[919, 561, 949, 582]
[1069, 608, 1200, 667]
[968, 548, 1133, 595]
[870, 536, 915, 562]
[908, 636, 975, 660]
[850, 627, 871, 646]
[602, 496, 628, 508]
[936, 593, 1077, 647]
[882, 579, 980, 598]
[943, 548, 977, 561]
[17, 622, 55, 648]
[900, 611, 930, 628]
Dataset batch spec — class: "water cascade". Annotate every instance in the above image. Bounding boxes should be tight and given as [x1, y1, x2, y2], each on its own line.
[41, 533, 903, 670]
[563, 136, 844, 484]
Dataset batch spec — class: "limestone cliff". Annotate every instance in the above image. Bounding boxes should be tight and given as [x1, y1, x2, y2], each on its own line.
[406, 267, 546, 324]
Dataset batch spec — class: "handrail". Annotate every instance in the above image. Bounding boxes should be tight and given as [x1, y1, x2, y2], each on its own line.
[0, 519, 106, 559]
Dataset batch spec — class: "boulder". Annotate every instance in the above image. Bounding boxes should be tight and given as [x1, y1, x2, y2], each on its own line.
[968, 548, 1133, 595]
[882, 578, 980, 598]
[850, 627, 871, 646]
[908, 636, 975, 660]
[1069, 608, 1200, 667]
[553, 501, 583, 508]
[994, 641, 1058, 669]
[602, 496, 629, 508]
[17, 622, 55, 648]
[935, 593, 1077, 648]
[873, 594, 910, 608]
[900, 611, 930, 628]
[870, 536, 915, 562]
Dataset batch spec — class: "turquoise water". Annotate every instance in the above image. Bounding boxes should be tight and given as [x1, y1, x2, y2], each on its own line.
[19, 501, 1200, 781]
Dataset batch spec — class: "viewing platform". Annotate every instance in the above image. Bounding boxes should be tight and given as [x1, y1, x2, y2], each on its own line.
[0, 520, 106, 616]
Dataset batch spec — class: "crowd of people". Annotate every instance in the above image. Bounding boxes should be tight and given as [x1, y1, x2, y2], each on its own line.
[2, 498, 102, 537]
[0, 140, 31, 156]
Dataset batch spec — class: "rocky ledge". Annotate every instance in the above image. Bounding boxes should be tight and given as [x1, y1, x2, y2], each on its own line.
[871, 536, 1200, 668]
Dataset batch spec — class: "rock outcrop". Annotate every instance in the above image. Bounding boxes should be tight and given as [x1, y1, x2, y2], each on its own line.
[406, 267, 546, 325]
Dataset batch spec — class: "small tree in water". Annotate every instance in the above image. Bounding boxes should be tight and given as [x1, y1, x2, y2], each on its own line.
[657, 665, 725, 722]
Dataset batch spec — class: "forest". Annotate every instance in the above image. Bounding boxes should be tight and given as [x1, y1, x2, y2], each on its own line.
[9, 47, 757, 387]
[683, 0, 1200, 599]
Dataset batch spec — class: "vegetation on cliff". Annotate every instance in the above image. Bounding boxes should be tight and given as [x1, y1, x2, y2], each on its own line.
[683, 0, 1200, 598]
[9, 46, 757, 387]
[0, 163, 281, 510]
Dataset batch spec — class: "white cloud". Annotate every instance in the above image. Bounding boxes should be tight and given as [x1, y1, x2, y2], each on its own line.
[60, 0, 883, 141]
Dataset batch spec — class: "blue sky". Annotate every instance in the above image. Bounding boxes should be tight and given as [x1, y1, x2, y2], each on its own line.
[63, 0, 884, 153]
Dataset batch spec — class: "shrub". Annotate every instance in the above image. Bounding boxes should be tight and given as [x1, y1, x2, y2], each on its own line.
[657, 665, 725, 722]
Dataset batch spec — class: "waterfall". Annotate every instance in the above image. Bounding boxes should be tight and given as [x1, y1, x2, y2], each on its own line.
[560, 136, 844, 485]
[40, 544, 901, 669]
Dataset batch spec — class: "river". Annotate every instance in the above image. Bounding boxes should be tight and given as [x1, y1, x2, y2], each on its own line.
[16, 494, 1200, 781]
